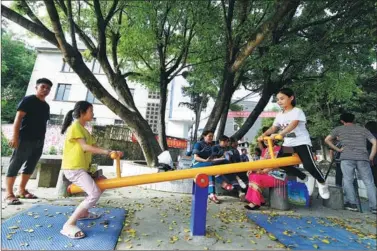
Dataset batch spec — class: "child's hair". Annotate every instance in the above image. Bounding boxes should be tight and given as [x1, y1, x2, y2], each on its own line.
[36, 78, 53, 87]
[340, 112, 355, 123]
[365, 121, 377, 134]
[255, 147, 262, 156]
[277, 88, 296, 106]
[61, 101, 93, 134]
[262, 126, 269, 133]
[219, 135, 229, 142]
[229, 137, 237, 144]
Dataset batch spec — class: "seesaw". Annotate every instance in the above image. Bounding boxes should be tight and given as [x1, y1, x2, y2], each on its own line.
[68, 136, 302, 236]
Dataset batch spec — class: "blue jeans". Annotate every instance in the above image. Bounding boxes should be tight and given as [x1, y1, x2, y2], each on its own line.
[192, 161, 236, 194]
[341, 160, 377, 209]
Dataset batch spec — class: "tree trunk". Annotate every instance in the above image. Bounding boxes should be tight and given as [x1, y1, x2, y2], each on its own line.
[158, 78, 169, 151]
[217, 95, 231, 140]
[203, 72, 235, 132]
[231, 84, 274, 140]
[70, 51, 162, 166]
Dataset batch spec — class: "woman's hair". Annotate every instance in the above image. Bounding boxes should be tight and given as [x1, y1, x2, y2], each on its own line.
[277, 88, 296, 106]
[61, 101, 93, 134]
[365, 121, 377, 134]
[201, 130, 214, 137]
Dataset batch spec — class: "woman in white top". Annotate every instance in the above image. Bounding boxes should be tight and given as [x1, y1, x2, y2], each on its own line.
[259, 88, 330, 199]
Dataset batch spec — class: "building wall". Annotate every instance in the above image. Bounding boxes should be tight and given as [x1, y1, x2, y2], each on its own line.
[25, 49, 262, 141]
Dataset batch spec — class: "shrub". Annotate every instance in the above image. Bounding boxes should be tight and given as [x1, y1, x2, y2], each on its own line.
[1, 132, 12, 156]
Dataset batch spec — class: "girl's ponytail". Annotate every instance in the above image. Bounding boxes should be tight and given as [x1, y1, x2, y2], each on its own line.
[61, 110, 74, 134]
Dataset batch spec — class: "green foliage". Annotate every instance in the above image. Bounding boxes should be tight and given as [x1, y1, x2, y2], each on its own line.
[1, 30, 36, 123]
[229, 103, 244, 128]
[1, 132, 12, 156]
[48, 146, 57, 155]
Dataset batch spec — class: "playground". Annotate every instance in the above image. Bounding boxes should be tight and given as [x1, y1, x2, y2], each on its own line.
[1, 138, 376, 250]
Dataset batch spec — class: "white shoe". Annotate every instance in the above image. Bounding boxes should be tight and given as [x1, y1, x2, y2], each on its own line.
[316, 181, 330, 199]
[236, 177, 247, 189]
[297, 176, 308, 183]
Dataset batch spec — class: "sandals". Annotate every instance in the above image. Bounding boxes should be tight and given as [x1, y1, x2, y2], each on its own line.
[4, 194, 22, 205]
[78, 212, 101, 221]
[208, 194, 221, 204]
[60, 225, 85, 239]
[221, 182, 234, 191]
[17, 190, 38, 199]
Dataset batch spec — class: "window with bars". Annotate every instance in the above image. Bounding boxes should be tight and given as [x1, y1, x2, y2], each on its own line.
[55, 84, 71, 101]
[146, 103, 159, 133]
[86, 90, 102, 104]
[114, 119, 125, 125]
[92, 59, 104, 74]
[61, 62, 74, 73]
[148, 90, 160, 99]
[49, 114, 64, 125]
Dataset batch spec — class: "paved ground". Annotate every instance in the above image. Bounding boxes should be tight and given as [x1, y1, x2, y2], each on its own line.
[1, 168, 376, 250]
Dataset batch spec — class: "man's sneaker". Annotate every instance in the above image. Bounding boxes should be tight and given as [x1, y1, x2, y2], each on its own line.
[370, 208, 377, 214]
[344, 202, 359, 212]
[316, 181, 330, 199]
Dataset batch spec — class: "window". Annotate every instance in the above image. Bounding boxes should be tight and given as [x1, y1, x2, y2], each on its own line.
[148, 90, 160, 99]
[146, 103, 159, 133]
[61, 62, 74, 73]
[114, 119, 125, 126]
[86, 90, 102, 104]
[92, 59, 104, 74]
[55, 84, 71, 101]
[49, 114, 64, 125]
[129, 88, 135, 97]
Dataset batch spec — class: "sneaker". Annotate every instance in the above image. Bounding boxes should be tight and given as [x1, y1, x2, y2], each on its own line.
[316, 181, 330, 199]
[370, 208, 377, 214]
[297, 175, 308, 183]
[344, 202, 359, 212]
[237, 179, 247, 189]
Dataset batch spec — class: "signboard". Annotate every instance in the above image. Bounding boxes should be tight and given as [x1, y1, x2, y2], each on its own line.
[131, 134, 188, 149]
[227, 111, 278, 118]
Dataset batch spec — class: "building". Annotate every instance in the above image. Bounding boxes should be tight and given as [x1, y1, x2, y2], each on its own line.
[25, 42, 263, 142]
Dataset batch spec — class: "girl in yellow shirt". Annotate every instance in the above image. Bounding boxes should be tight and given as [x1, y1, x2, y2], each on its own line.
[60, 101, 123, 239]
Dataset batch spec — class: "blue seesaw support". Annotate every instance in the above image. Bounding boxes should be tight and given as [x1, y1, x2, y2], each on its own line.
[190, 174, 209, 236]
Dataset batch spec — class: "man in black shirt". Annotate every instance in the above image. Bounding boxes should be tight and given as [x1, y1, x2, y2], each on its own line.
[5, 78, 52, 205]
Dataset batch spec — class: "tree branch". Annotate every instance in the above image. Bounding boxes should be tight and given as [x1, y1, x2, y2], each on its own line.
[66, 0, 77, 50]
[18, 0, 49, 31]
[55, 0, 97, 52]
[104, 0, 119, 26]
[231, 0, 300, 73]
[1, 5, 58, 47]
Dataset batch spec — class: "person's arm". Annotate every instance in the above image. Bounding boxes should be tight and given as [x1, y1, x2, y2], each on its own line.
[368, 138, 377, 163]
[324, 135, 343, 152]
[279, 120, 299, 137]
[194, 154, 209, 162]
[9, 111, 26, 148]
[258, 126, 278, 141]
[76, 138, 122, 157]
[329, 149, 334, 161]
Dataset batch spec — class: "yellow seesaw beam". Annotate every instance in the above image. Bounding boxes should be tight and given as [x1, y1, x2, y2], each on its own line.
[68, 155, 301, 194]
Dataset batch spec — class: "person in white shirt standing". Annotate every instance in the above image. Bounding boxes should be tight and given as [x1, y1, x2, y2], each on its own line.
[259, 88, 330, 199]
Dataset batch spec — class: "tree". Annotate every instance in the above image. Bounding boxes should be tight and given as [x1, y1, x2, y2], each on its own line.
[1, 1, 163, 166]
[231, 0, 376, 140]
[202, 0, 300, 137]
[1, 30, 36, 123]
[117, 0, 215, 150]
